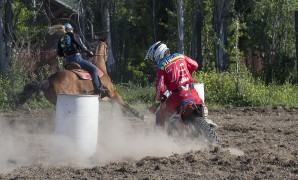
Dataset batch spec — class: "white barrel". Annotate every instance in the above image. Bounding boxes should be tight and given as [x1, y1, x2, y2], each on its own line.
[194, 83, 205, 103]
[54, 94, 99, 158]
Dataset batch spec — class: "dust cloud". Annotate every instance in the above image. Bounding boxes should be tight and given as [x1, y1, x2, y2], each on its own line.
[0, 102, 206, 173]
[95, 102, 206, 164]
[0, 113, 56, 173]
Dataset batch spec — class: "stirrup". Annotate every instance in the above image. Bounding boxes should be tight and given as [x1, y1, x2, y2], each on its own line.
[95, 87, 109, 98]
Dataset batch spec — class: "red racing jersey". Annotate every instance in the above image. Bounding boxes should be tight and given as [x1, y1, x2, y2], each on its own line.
[155, 53, 198, 100]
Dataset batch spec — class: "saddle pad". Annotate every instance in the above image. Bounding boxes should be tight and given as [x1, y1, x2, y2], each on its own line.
[71, 68, 104, 80]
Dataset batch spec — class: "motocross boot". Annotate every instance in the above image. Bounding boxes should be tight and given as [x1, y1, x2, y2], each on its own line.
[203, 105, 218, 128]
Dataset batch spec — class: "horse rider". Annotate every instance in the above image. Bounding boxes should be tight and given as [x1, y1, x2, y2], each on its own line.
[145, 41, 217, 128]
[57, 23, 106, 95]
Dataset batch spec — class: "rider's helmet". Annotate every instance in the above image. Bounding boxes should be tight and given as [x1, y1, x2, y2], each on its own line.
[64, 23, 73, 30]
[144, 41, 170, 65]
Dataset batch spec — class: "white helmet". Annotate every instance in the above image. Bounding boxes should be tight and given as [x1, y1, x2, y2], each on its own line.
[144, 41, 169, 64]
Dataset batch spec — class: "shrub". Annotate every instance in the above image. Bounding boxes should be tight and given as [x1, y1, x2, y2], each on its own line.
[193, 70, 298, 108]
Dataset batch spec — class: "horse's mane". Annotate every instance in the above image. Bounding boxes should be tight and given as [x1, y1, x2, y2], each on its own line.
[48, 24, 66, 35]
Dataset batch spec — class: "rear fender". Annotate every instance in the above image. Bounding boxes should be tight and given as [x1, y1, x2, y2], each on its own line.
[177, 100, 196, 115]
[177, 101, 203, 118]
[167, 101, 203, 129]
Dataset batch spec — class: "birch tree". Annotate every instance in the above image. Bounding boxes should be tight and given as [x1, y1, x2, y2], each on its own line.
[176, 0, 184, 53]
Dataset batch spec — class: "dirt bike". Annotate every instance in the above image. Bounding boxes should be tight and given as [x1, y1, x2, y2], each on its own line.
[150, 92, 219, 145]
[165, 100, 218, 145]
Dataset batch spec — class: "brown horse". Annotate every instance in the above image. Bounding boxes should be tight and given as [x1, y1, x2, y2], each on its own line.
[16, 29, 143, 119]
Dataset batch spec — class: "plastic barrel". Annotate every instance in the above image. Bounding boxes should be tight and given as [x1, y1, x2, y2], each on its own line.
[54, 94, 99, 158]
[194, 83, 205, 103]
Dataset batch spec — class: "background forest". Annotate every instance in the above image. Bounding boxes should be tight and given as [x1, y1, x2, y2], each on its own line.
[0, 0, 297, 109]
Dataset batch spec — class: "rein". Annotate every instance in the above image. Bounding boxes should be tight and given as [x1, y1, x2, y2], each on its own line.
[94, 54, 104, 56]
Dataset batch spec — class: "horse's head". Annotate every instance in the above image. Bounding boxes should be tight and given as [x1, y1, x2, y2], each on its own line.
[98, 41, 108, 62]
[92, 40, 108, 74]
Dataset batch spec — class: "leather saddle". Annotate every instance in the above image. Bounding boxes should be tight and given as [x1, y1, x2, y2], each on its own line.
[65, 62, 103, 80]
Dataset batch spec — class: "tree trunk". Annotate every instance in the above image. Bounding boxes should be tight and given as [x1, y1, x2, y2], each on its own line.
[190, 0, 203, 71]
[79, 1, 86, 40]
[176, 0, 184, 53]
[100, 0, 116, 78]
[0, 0, 7, 74]
[213, 0, 229, 72]
[196, 11, 203, 71]
[152, 0, 157, 42]
[190, 0, 195, 59]
[4, 0, 13, 42]
[295, 11, 298, 79]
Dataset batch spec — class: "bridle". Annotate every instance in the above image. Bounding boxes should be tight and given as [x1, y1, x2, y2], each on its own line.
[94, 42, 108, 61]
[93, 54, 104, 56]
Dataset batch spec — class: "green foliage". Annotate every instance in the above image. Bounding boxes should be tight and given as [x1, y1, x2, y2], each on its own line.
[0, 75, 53, 111]
[20, 96, 53, 109]
[108, 66, 298, 110]
[1, 69, 296, 111]
[0, 53, 31, 110]
[241, 0, 297, 83]
[107, 0, 297, 84]
[0, 54, 53, 111]
[115, 82, 155, 104]
[200, 0, 216, 70]
[1, 0, 298, 112]
[115, 68, 298, 110]
[13, 1, 47, 44]
[0, 76, 12, 110]
[193, 69, 298, 108]
[126, 60, 153, 84]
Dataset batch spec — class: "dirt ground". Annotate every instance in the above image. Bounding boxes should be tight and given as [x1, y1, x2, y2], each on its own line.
[0, 104, 297, 180]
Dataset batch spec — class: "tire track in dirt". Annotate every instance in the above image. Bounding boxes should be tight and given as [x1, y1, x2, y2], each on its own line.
[0, 107, 297, 179]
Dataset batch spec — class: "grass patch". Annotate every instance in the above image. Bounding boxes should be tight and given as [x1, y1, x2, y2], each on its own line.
[194, 70, 298, 108]
[115, 82, 155, 110]
[0, 70, 297, 111]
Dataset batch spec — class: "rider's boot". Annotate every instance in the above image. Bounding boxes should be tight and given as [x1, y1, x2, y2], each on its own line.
[94, 85, 108, 96]
[203, 105, 218, 128]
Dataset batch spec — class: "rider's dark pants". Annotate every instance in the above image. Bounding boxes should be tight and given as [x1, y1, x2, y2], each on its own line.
[156, 89, 204, 126]
[66, 54, 101, 89]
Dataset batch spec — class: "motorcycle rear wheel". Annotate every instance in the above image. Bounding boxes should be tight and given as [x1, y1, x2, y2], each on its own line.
[166, 116, 219, 145]
[190, 117, 219, 145]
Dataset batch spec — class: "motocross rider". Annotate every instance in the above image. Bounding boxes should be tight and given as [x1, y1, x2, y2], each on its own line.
[145, 41, 217, 128]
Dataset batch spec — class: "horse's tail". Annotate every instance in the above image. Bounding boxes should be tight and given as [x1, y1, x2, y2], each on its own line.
[112, 91, 145, 120]
[16, 80, 49, 107]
